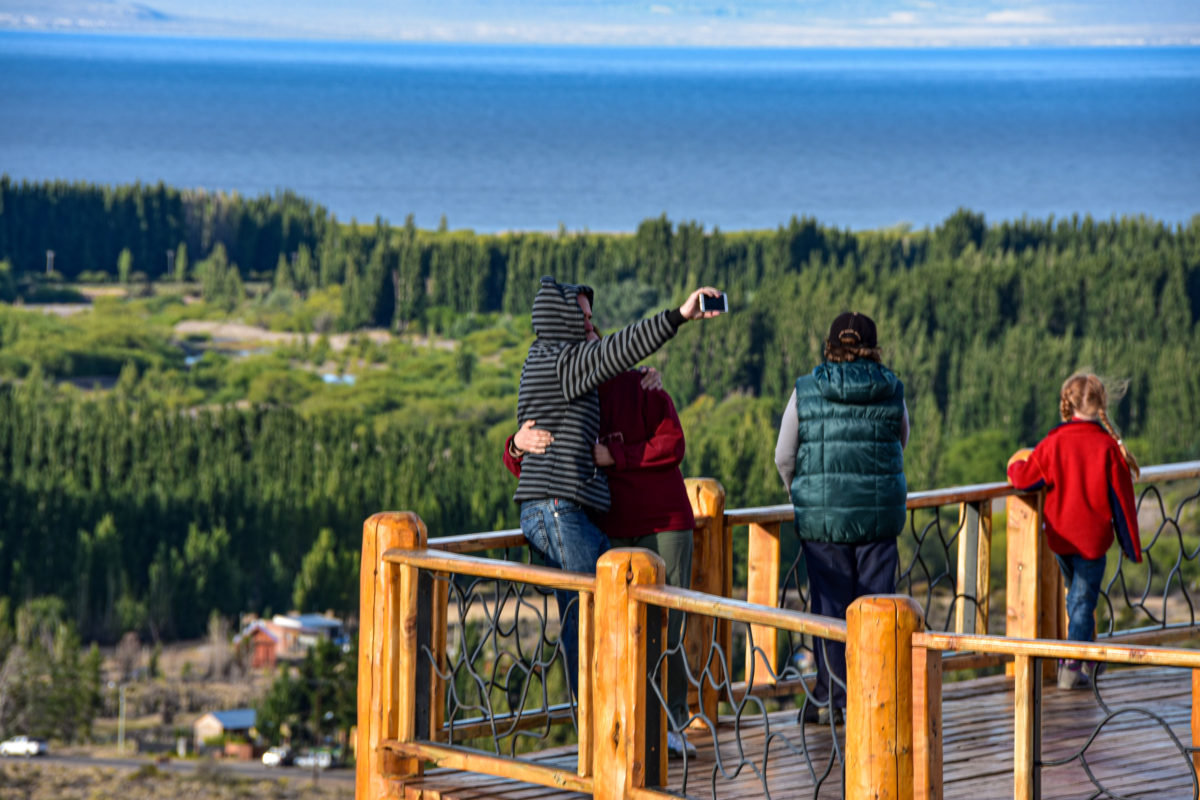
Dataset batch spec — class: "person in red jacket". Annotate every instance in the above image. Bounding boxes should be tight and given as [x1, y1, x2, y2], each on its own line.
[505, 366, 697, 758]
[1006, 373, 1141, 689]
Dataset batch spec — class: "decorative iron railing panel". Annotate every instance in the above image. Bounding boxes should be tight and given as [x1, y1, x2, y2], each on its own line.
[1035, 660, 1198, 800]
[433, 571, 578, 755]
[646, 612, 847, 800]
[1100, 478, 1200, 636]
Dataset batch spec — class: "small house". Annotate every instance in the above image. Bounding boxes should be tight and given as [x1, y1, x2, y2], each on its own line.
[193, 708, 257, 751]
[234, 613, 345, 668]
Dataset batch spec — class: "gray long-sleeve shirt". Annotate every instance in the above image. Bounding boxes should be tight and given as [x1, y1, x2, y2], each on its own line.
[773, 387, 911, 492]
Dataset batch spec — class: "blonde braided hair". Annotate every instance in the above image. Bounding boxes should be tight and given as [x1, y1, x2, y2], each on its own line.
[1060, 373, 1140, 479]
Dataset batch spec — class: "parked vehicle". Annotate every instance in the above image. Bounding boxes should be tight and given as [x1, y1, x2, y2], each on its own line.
[294, 749, 333, 770]
[261, 745, 293, 767]
[0, 736, 48, 757]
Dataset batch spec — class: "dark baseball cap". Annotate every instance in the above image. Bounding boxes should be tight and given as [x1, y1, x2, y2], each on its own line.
[827, 311, 877, 348]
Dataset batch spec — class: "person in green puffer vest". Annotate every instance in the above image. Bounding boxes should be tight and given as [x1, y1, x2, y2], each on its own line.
[773, 311, 909, 725]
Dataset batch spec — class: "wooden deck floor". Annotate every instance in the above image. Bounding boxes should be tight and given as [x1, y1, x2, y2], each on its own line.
[400, 665, 1197, 799]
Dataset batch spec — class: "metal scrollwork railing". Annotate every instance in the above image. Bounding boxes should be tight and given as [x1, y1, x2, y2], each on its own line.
[1036, 659, 1199, 799]
[434, 571, 578, 754]
[657, 617, 844, 799]
[1099, 475, 1200, 636]
[631, 583, 850, 800]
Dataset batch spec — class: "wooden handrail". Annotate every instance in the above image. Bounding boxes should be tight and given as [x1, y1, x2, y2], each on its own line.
[723, 485, 1017, 527]
[381, 547, 595, 593]
[428, 528, 526, 553]
[914, 630, 1200, 667]
[722, 460, 1200, 526]
[1138, 460, 1200, 482]
[630, 584, 847, 640]
[382, 739, 593, 793]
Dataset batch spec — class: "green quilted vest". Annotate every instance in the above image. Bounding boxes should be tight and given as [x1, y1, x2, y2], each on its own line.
[790, 360, 907, 544]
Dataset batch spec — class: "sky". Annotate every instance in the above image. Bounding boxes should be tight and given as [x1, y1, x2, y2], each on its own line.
[1, 0, 1199, 47]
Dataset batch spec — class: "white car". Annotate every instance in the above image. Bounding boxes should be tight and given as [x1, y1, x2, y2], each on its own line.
[261, 746, 293, 767]
[0, 736, 48, 757]
[294, 750, 333, 770]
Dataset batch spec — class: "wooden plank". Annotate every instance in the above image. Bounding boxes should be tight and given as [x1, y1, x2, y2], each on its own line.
[631, 584, 847, 639]
[1037, 514, 1063, 680]
[975, 502, 992, 635]
[576, 589, 593, 778]
[396, 531, 426, 777]
[430, 573, 448, 742]
[1193, 668, 1200, 776]
[429, 529, 528, 554]
[913, 631, 1200, 668]
[384, 740, 592, 794]
[745, 521, 781, 685]
[955, 503, 980, 636]
[383, 548, 595, 593]
[1012, 654, 1036, 800]
[913, 647, 943, 800]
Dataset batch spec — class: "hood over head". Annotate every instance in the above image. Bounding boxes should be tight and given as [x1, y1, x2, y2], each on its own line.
[531, 276, 595, 342]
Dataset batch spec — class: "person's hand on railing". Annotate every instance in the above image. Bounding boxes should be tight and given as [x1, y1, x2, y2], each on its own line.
[1007, 447, 1033, 470]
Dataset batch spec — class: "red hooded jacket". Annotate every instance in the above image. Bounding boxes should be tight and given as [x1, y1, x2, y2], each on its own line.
[1006, 419, 1141, 561]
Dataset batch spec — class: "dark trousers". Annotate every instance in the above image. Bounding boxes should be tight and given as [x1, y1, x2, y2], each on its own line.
[801, 538, 899, 709]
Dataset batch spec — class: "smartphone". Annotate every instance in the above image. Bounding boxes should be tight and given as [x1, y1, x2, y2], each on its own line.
[700, 292, 728, 313]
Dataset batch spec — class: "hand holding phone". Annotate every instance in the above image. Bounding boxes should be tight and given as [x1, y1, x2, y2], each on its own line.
[680, 287, 728, 320]
[699, 292, 729, 313]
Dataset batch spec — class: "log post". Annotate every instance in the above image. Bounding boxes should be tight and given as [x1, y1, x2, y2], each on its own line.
[1012, 654, 1040, 800]
[1192, 669, 1200, 775]
[746, 521, 781, 685]
[845, 595, 922, 800]
[357, 512, 428, 800]
[685, 478, 728, 726]
[1006, 492, 1061, 678]
[912, 646, 942, 800]
[955, 501, 991, 635]
[593, 548, 666, 800]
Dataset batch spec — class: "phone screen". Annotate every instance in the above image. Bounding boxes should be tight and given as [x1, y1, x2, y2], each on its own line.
[701, 293, 727, 312]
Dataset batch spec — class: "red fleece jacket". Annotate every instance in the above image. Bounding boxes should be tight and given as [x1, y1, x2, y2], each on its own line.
[1006, 419, 1141, 561]
[505, 370, 694, 539]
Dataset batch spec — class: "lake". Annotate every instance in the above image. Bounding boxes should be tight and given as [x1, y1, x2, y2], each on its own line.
[1, 33, 1197, 232]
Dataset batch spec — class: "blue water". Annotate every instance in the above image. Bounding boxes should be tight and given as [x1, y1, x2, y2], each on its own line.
[1, 32, 1197, 232]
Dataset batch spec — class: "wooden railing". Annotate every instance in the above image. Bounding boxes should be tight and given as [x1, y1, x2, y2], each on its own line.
[358, 460, 1200, 799]
[912, 632, 1200, 799]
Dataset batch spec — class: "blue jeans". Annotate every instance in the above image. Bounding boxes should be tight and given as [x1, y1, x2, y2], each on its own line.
[520, 498, 610, 698]
[1055, 553, 1107, 642]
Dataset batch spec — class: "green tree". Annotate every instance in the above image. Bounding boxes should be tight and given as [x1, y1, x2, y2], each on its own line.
[117, 248, 133, 285]
[173, 242, 188, 283]
[0, 258, 15, 302]
[256, 638, 356, 750]
[292, 529, 357, 615]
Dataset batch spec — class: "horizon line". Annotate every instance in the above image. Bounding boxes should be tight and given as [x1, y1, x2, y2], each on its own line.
[4, 27, 1200, 50]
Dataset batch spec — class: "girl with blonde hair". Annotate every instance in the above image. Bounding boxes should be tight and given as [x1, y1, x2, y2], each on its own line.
[1007, 373, 1141, 689]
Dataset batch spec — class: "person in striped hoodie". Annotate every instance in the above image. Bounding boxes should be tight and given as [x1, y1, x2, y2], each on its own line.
[513, 275, 722, 697]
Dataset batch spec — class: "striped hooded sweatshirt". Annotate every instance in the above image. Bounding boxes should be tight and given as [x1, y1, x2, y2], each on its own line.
[514, 276, 683, 512]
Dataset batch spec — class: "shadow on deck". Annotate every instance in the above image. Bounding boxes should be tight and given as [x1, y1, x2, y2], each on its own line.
[402, 666, 1196, 800]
